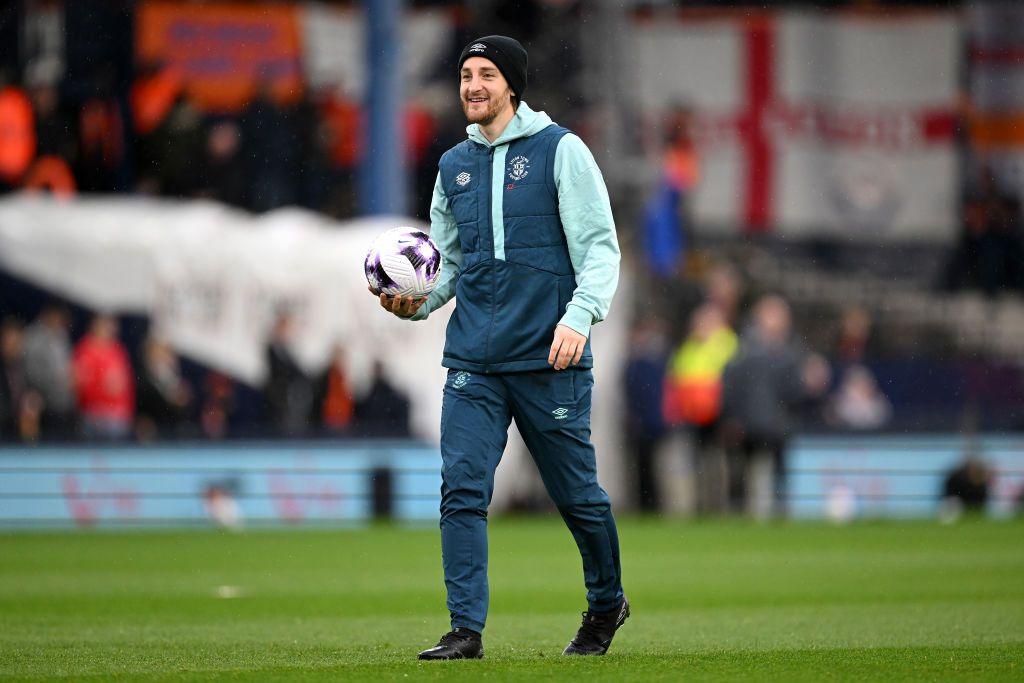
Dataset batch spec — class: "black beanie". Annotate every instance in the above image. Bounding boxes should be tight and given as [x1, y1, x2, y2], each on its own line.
[458, 35, 528, 99]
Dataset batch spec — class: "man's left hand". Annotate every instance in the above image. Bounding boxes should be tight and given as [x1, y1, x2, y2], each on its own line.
[548, 324, 587, 371]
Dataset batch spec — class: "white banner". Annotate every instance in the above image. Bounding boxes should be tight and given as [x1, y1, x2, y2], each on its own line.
[0, 196, 629, 500]
[633, 10, 962, 240]
[0, 196, 447, 439]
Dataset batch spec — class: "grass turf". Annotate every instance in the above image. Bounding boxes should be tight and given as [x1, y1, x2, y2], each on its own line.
[0, 518, 1022, 681]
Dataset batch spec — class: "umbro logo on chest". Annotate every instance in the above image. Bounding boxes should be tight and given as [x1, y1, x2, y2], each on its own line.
[454, 154, 531, 189]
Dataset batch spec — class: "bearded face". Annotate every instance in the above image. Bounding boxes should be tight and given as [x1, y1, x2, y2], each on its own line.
[460, 57, 514, 126]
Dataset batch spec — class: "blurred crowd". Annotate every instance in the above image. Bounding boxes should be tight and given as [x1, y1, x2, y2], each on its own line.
[943, 170, 1024, 298]
[0, 1, 1019, 519]
[621, 258, 902, 516]
[0, 0, 584, 221]
[619, 262, 1015, 518]
[0, 306, 412, 444]
[608, 93, 1022, 517]
[0, 61, 449, 220]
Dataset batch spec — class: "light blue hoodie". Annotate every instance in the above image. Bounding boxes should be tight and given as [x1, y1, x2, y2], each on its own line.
[413, 101, 619, 341]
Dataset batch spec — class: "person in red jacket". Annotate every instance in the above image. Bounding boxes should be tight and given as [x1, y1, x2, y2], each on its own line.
[0, 82, 36, 187]
[73, 314, 134, 440]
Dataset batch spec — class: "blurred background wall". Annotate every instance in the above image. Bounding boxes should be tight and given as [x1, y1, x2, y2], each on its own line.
[0, 0, 1023, 526]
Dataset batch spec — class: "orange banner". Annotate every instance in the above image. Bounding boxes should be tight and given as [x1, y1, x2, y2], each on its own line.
[136, 2, 302, 112]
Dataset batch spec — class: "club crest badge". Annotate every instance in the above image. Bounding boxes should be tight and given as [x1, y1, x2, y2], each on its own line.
[507, 156, 530, 181]
[455, 172, 471, 187]
[452, 371, 471, 389]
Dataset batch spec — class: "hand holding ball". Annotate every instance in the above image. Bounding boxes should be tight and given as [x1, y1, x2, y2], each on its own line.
[365, 227, 442, 318]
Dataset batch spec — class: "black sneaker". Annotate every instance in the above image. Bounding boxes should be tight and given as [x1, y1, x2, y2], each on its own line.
[562, 597, 630, 656]
[417, 627, 484, 660]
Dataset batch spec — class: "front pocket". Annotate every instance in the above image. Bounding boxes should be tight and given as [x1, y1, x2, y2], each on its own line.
[491, 262, 559, 362]
[546, 371, 576, 430]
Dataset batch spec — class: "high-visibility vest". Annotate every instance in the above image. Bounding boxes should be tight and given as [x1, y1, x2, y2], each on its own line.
[0, 87, 36, 182]
[663, 327, 738, 426]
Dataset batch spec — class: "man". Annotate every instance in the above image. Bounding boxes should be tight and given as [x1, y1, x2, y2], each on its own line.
[263, 312, 314, 438]
[663, 303, 738, 515]
[0, 318, 37, 442]
[135, 336, 192, 441]
[72, 314, 134, 441]
[622, 315, 669, 512]
[22, 305, 75, 440]
[720, 296, 829, 517]
[370, 35, 627, 659]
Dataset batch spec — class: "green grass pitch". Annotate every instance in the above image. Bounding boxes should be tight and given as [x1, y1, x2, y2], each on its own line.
[1, 518, 1022, 680]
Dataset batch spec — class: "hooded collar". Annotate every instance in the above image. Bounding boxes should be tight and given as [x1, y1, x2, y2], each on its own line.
[465, 101, 554, 148]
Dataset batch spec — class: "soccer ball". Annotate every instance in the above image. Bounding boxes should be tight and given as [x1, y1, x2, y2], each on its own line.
[364, 227, 442, 298]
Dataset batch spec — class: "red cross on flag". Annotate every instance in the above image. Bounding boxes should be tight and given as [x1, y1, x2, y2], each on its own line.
[635, 10, 961, 241]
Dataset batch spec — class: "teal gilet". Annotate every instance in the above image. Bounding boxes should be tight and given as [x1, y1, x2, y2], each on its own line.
[437, 124, 593, 373]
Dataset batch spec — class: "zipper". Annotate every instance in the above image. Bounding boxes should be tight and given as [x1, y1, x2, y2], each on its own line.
[487, 147, 495, 255]
[484, 145, 495, 371]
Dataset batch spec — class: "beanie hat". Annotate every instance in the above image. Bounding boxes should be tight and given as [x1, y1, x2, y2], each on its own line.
[458, 35, 528, 99]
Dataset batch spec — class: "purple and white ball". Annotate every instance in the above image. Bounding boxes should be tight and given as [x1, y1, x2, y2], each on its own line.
[364, 227, 442, 299]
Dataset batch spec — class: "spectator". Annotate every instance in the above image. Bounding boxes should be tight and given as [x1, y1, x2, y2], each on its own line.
[241, 81, 297, 212]
[827, 365, 892, 431]
[319, 83, 360, 218]
[0, 318, 41, 442]
[824, 306, 891, 431]
[135, 336, 192, 441]
[30, 81, 76, 165]
[22, 304, 75, 440]
[721, 296, 829, 517]
[642, 104, 700, 280]
[353, 361, 411, 439]
[133, 62, 186, 196]
[663, 304, 738, 515]
[263, 312, 314, 437]
[150, 94, 203, 197]
[72, 314, 134, 441]
[314, 344, 354, 435]
[129, 60, 182, 139]
[834, 305, 875, 366]
[0, 77, 35, 189]
[75, 71, 125, 193]
[293, 90, 332, 213]
[416, 103, 464, 220]
[939, 457, 992, 521]
[21, 154, 76, 197]
[195, 119, 247, 208]
[406, 95, 438, 214]
[0, 318, 24, 440]
[622, 315, 670, 512]
[203, 482, 243, 530]
[943, 174, 1024, 297]
[703, 263, 743, 329]
[200, 371, 236, 440]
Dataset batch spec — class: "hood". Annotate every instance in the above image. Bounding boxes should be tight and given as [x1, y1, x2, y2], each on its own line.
[466, 101, 554, 147]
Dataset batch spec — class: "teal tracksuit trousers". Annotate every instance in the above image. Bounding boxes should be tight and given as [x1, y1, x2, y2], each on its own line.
[439, 367, 624, 633]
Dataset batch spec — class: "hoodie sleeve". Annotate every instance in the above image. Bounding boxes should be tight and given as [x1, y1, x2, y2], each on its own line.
[410, 171, 463, 320]
[553, 134, 621, 338]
